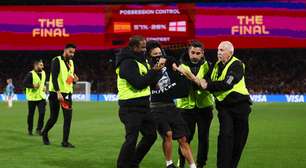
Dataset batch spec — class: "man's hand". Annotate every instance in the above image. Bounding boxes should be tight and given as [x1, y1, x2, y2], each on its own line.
[172, 63, 179, 71]
[73, 74, 79, 82]
[200, 79, 208, 89]
[176, 65, 198, 82]
[153, 57, 166, 71]
[175, 65, 188, 76]
[33, 83, 40, 89]
[174, 65, 203, 86]
[157, 57, 166, 68]
[57, 91, 64, 101]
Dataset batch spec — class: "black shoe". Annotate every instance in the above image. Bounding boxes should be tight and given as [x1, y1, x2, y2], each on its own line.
[61, 142, 75, 148]
[28, 132, 33, 136]
[36, 130, 42, 136]
[42, 133, 50, 145]
[167, 164, 177, 168]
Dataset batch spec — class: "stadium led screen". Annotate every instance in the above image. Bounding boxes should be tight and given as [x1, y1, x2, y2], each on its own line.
[0, 2, 305, 50]
[103, 4, 195, 47]
[0, 4, 195, 51]
[195, 2, 306, 48]
[0, 6, 106, 50]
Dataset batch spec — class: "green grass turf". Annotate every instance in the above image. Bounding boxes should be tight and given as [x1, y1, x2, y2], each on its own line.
[0, 102, 306, 168]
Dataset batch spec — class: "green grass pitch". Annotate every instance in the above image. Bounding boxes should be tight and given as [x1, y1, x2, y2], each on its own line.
[0, 102, 306, 168]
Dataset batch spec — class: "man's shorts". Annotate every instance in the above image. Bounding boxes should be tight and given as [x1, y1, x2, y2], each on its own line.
[151, 104, 189, 140]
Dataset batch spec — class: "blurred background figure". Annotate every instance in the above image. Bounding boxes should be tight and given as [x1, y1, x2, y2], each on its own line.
[4, 78, 14, 108]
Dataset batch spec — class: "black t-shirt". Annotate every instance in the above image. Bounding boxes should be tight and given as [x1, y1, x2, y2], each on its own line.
[150, 65, 189, 103]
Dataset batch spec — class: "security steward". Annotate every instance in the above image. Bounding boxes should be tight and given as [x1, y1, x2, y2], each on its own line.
[116, 35, 164, 168]
[42, 43, 79, 148]
[200, 41, 252, 168]
[23, 60, 47, 136]
[176, 40, 214, 168]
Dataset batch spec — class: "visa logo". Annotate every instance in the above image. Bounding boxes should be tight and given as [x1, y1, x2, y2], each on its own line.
[72, 94, 87, 101]
[104, 94, 118, 101]
[250, 95, 267, 102]
[286, 95, 304, 103]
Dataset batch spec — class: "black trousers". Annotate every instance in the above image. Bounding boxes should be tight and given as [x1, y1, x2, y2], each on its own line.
[178, 107, 213, 168]
[27, 100, 46, 133]
[42, 92, 72, 143]
[117, 106, 157, 168]
[216, 102, 251, 168]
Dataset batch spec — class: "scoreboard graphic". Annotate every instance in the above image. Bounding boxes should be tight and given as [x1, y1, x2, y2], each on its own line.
[0, 2, 305, 50]
[104, 4, 195, 47]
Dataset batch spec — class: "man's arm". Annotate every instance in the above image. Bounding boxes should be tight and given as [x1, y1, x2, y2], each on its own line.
[72, 63, 78, 83]
[205, 61, 244, 92]
[23, 72, 34, 88]
[51, 58, 60, 91]
[173, 64, 202, 86]
[204, 61, 213, 81]
[119, 59, 159, 90]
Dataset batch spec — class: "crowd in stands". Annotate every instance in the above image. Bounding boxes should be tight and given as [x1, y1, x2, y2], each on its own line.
[0, 48, 305, 94]
[240, 49, 306, 94]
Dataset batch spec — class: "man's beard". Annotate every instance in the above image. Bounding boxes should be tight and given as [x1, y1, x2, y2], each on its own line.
[190, 58, 200, 64]
[66, 55, 73, 60]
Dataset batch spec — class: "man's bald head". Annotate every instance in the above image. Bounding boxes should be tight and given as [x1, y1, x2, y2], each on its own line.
[217, 41, 234, 64]
[219, 41, 234, 55]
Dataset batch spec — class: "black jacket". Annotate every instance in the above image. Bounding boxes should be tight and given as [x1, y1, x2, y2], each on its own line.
[116, 47, 159, 108]
[23, 70, 43, 89]
[205, 57, 251, 107]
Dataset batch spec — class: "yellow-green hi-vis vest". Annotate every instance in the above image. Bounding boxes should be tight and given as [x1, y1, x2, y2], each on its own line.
[26, 70, 46, 101]
[176, 62, 214, 109]
[116, 60, 150, 100]
[210, 56, 249, 102]
[49, 56, 74, 94]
